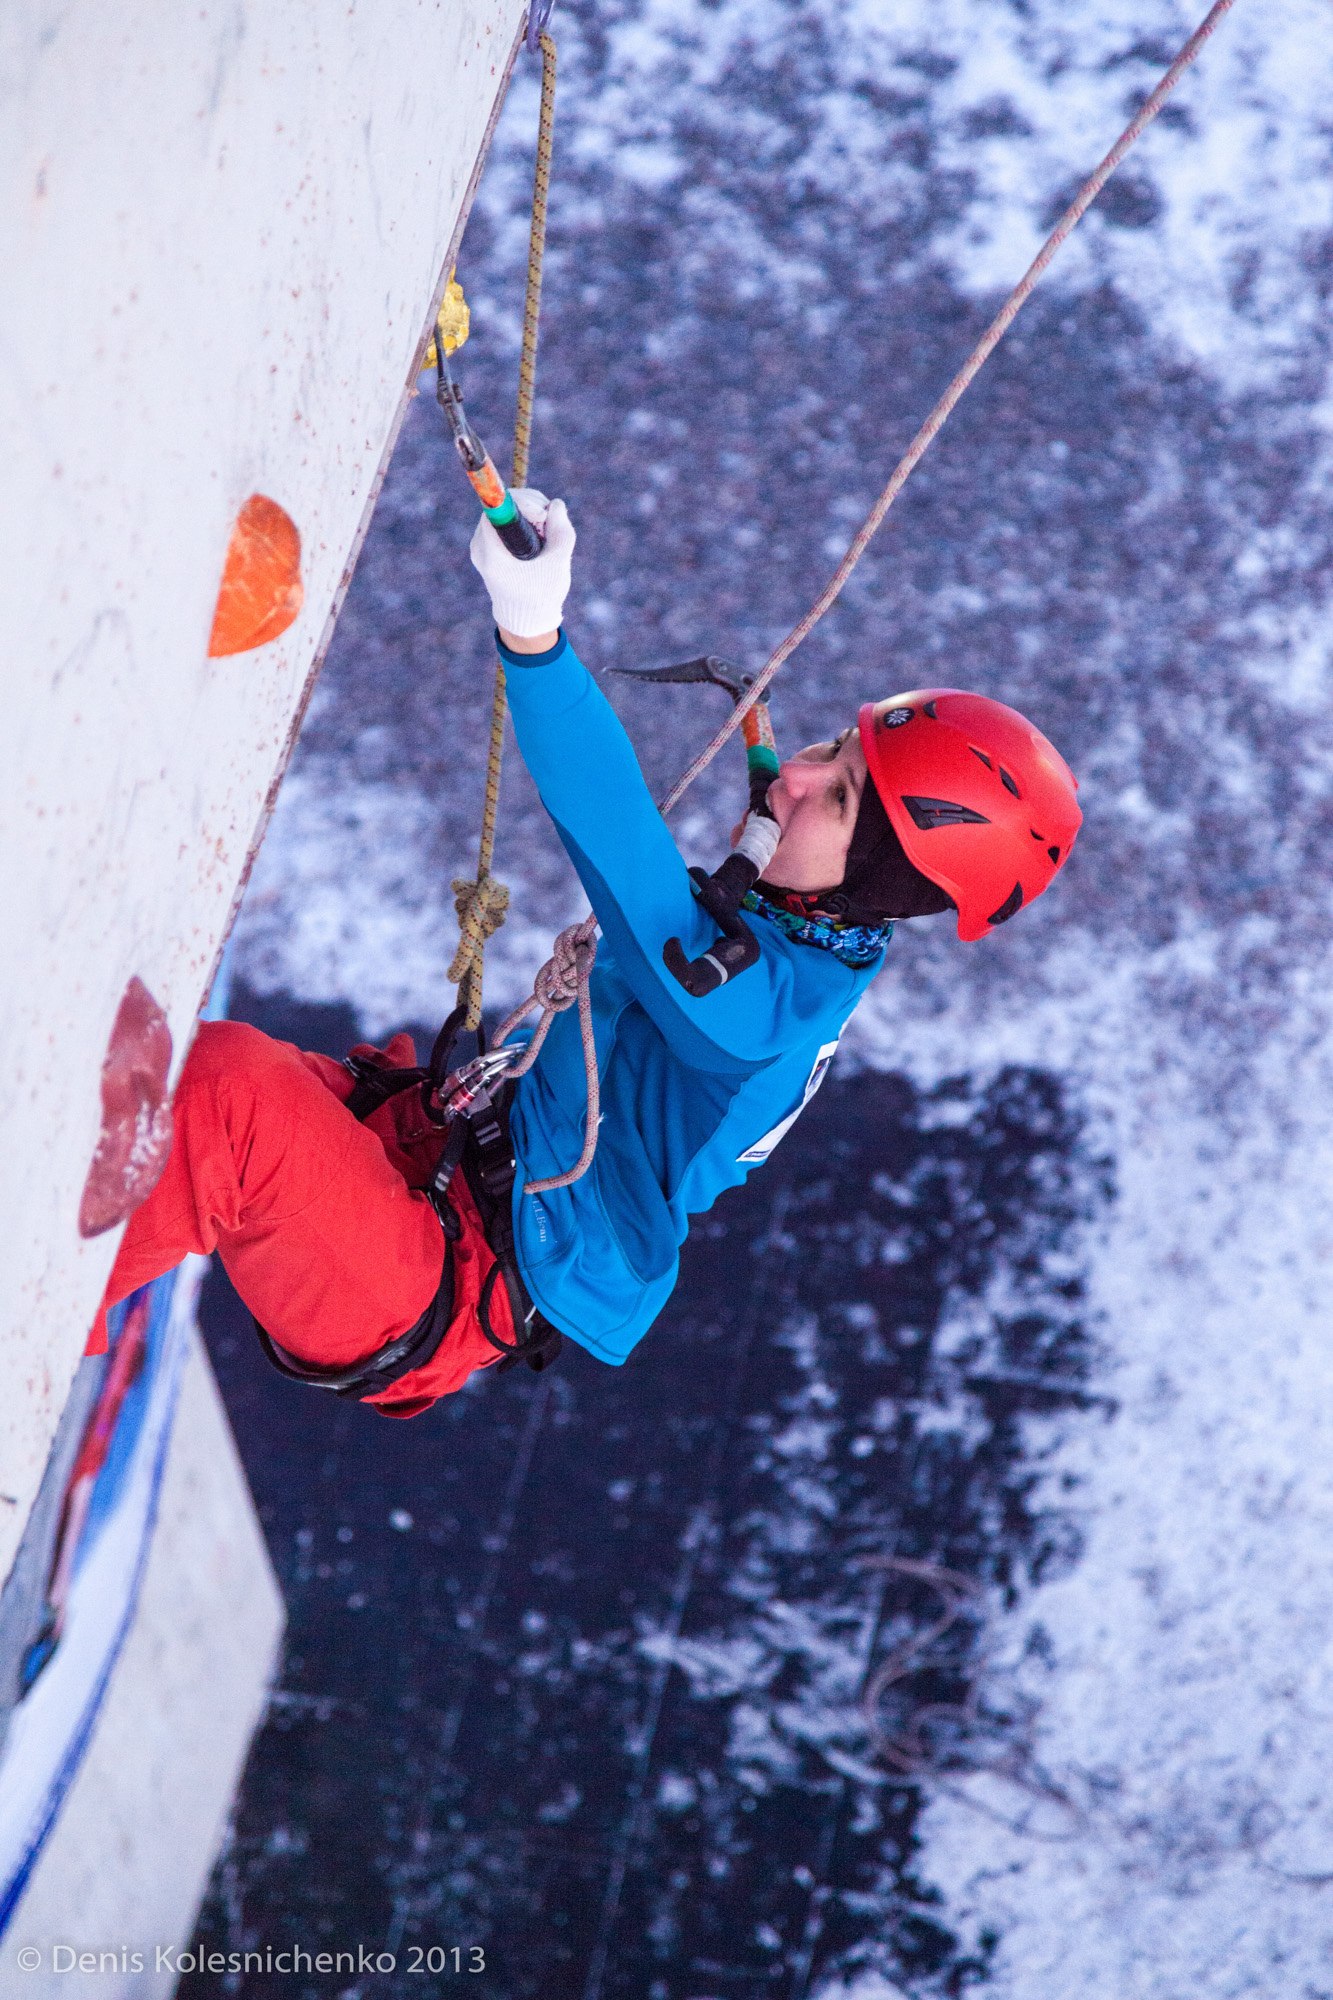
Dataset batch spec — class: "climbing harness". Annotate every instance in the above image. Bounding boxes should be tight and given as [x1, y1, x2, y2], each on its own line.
[251, 1022, 564, 1399]
[348, 1020, 564, 1367]
[253, 1254, 459, 1400]
[250, 1049, 462, 1400]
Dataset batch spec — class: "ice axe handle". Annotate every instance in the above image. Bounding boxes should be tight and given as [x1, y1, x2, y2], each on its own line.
[462, 457, 545, 563]
[488, 494, 544, 562]
[663, 867, 762, 998]
[438, 361, 544, 562]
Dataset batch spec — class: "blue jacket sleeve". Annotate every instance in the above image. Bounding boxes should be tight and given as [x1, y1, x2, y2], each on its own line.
[500, 631, 856, 1071]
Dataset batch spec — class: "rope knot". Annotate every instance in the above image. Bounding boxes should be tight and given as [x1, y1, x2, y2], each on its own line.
[533, 922, 597, 1012]
[491, 917, 600, 1191]
[447, 873, 510, 984]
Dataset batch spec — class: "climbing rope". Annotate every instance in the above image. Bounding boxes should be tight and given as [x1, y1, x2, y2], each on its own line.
[660, 0, 1238, 813]
[450, 26, 559, 1029]
[425, 20, 603, 1193]
[447, 869, 509, 992]
[513, 33, 557, 490]
[491, 919, 600, 1193]
[442, 24, 603, 1195]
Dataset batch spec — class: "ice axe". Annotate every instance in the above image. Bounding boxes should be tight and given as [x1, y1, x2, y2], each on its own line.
[426, 282, 543, 563]
[607, 656, 758, 702]
[609, 658, 781, 998]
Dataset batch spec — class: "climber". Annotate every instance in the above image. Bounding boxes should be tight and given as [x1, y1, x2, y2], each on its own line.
[92, 491, 1081, 1415]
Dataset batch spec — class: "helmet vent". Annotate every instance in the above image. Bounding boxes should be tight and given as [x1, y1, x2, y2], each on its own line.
[903, 795, 991, 831]
[923, 699, 938, 719]
[988, 882, 1024, 925]
[1000, 767, 1021, 798]
[970, 747, 993, 770]
[1047, 845, 1061, 864]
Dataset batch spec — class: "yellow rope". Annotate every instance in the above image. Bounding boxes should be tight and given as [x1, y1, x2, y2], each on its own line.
[513, 30, 557, 490]
[453, 28, 558, 1030]
[446, 872, 509, 985]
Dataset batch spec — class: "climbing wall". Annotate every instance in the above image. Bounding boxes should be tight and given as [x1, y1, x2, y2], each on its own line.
[0, 0, 528, 1579]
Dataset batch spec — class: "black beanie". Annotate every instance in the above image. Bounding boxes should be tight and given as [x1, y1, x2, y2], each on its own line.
[757, 779, 954, 925]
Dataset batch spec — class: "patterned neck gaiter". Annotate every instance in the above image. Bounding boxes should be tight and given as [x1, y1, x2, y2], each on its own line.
[742, 887, 893, 968]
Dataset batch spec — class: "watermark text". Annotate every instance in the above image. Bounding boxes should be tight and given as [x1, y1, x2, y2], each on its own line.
[13, 1942, 486, 1976]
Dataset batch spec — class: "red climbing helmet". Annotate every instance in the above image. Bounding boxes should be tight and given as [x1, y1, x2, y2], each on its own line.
[857, 691, 1082, 941]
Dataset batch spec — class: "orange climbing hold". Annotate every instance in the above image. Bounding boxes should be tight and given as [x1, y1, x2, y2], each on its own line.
[207, 493, 304, 657]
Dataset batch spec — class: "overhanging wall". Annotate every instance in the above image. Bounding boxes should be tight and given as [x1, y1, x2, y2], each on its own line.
[0, 0, 526, 1578]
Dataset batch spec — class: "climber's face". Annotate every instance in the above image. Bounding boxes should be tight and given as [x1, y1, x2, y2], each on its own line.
[762, 726, 867, 893]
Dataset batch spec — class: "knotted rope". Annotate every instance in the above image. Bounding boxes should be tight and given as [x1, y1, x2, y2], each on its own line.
[447, 872, 510, 986]
[452, 25, 558, 1029]
[491, 918, 600, 1193]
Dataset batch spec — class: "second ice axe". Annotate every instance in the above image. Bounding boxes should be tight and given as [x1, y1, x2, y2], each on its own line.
[609, 657, 782, 997]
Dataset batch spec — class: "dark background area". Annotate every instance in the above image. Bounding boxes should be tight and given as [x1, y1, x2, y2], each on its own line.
[184, 983, 1107, 1999]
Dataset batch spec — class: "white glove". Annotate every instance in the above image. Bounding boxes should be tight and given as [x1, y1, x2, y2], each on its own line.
[469, 487, 576, 639]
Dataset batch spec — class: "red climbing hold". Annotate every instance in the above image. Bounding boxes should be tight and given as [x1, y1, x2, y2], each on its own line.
[207, 493, 304, 657]
[79, 976, 174, 1239]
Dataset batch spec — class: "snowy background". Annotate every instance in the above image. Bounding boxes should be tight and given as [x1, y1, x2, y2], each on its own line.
[216, 1, 1333, 1994]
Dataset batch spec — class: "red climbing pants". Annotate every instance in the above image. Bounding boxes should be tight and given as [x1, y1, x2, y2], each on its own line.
[91, 1020, 509, 1416]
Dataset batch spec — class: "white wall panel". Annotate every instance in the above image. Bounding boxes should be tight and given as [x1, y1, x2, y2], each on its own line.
[5, 1318, 285, 1990]
[0, 0, 525, 1576]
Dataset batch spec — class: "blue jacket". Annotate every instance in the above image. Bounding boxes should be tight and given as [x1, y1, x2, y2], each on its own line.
[504, 632, 886, 1363]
